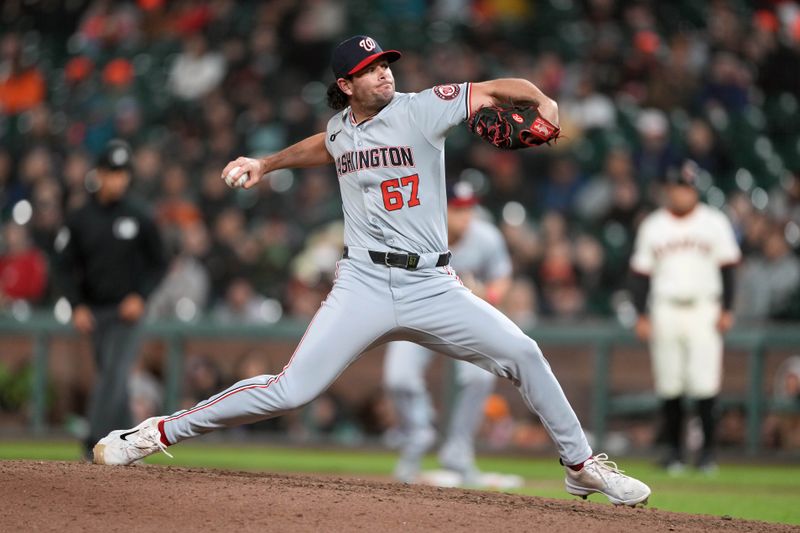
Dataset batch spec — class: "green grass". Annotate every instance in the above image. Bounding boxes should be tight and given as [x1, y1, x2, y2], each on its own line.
[2, 440, 799, 525]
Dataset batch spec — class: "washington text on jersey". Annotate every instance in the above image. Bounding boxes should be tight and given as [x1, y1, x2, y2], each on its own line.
[335, 146, 416, 177]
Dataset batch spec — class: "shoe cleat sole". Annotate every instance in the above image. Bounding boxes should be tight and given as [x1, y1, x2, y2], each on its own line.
[614, 496, 649, 508]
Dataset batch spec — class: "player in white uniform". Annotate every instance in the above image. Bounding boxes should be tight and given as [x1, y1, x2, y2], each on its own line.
[384, 181, 512, 485]
[630, 160, 740, 472]
[94, 35, 650, 506]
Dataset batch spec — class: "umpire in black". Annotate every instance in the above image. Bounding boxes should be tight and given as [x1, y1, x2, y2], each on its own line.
[54, 139, 167, 458]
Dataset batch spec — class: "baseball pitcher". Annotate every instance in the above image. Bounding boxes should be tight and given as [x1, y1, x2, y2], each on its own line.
[93, 35, 650, 506]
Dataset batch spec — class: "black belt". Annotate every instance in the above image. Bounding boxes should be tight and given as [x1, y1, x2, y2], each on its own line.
[342, 246, 450, 270]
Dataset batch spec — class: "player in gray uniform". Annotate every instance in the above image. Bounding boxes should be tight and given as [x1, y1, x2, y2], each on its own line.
[384, 181, 512, 485]
[93, 35, 651, 506]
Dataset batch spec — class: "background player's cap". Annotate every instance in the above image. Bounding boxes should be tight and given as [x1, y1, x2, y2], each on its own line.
[96, 139, 133, 171]
[664, 159, 700, 187]
[447, 181, 479, 207]
[331, 35, 401, 79]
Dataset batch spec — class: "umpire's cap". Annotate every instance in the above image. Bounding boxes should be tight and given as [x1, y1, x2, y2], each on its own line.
[96, 139, 133, 171]
[664, 159, 700, 187]
[447, 181, 479, 208]
[331, 35, 401, 79]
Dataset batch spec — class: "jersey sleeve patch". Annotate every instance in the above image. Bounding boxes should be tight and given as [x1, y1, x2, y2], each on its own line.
[433, 84, 460, 100]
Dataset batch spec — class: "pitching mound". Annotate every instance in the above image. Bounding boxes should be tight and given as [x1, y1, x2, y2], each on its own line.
[0, 460, 792, 532]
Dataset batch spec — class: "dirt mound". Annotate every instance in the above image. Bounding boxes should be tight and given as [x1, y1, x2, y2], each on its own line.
[0, 460, 792, 532]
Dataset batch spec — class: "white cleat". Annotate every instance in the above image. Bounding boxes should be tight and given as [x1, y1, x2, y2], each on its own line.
[565, 453, 651, 507]
[93, 417, 172, 466]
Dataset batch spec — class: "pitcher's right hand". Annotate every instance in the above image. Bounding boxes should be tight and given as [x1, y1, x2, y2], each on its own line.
[222, 157, 266, 189]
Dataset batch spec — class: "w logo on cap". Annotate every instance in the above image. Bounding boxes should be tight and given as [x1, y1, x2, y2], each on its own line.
[359, 37, 376, 51]
[332, 35, 401, 79]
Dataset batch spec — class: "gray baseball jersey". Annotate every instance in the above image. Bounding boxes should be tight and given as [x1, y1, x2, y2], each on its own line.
[161, 84, 592, 466]
[450, 217, 512, 278]
[325, 84, 471, 254]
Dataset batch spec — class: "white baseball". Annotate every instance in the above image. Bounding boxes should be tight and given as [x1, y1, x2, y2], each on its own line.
[224, 166, 249, 188]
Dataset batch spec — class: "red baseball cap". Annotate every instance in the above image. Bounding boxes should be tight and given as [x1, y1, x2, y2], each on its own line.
[447, 181, 479, 208]
[331, 35, 401, 79]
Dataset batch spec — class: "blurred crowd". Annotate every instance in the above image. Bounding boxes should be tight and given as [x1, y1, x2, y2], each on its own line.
[2, 0, 800, 450]
[1, 0, 800, 325]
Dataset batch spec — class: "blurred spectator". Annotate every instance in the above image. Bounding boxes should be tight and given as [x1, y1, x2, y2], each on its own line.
[536, 239, 585, 318]
[739, 210, 772, 257]
[17, 146, 55, 198]
[480, 152, 537, 219]
[75, 0, 141, 55]
[357, 388, 395, 437]
[0, 148, 16, 218]
[212, 277, 273, 325]
[634, 108, 677, 185]
[500, 220, 541, 278]
[0, 221, 48, 306]
[181, 354, 224, 410]
[287, 0, 346, 77]
[102, 59, 135, 93]
[301, 391, 357, 444]
[480, 394, 515, 450]
[684, 118, 729, 179]
[646, 33, 701, 111]
[773, 356, 800, 404]
[604, 172, 644, 230]
[248, 218, 296, 299]
[699, 52, 751, 113]
[768, 172, 800, 224]
[735, 228, 800, 320]
[574, 233, 611, 315]
[0, 33, 46, 115]
[198, 162, 233, 223]
[129, 369, 163, 423]
[130, 144, 163, 201]
[24, 104, 61, 152]
[563, 74, 616, 131]
[147, 221, 211, 321]
[242, 96, 287, 155]
[538, 157, 585, 216]
[540, 211, 569, 246]
[284, 221, 342, 319]
[500, 277, 538, 330]
[168, 33, 226, 101]
[29, 177, 64, 257]
[763, 355, 800, 449]
[155, 163, 202, 237]
[290, 168, 342, 231]
[205, 207, 247, 302]
[62, 150, 93, 211]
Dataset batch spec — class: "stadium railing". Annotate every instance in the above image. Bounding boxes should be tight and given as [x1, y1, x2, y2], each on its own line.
[0, 312, 797, 455]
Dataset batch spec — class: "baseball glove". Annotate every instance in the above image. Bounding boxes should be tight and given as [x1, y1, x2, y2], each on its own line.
[468, 105, 560, 150]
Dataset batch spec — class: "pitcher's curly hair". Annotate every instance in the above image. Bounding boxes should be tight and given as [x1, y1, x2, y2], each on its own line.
[327, 81, 349, 110]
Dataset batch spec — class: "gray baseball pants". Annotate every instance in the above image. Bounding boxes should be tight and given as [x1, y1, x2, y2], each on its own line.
[162, 247, 592, 465]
